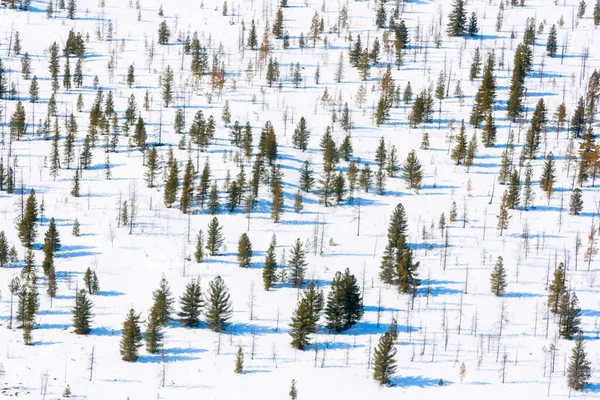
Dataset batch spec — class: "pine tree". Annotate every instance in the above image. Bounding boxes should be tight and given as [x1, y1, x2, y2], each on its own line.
[248, 20, 258, 50]
[17, 189, 38, 248]
[0, 231, 9, 268]
[72, 219, 80, 236]
[498, 150, 511, 185]
[194, 231, 205, 263]
[480, 112, 497, 147]
[547, 25, 558, 57]
[299, 160, 315, 192]
[507, 169, 520, 209]
[594, 0, 600, 25]
[197, 160, 211, 208]
[539, 152, 555, 202]
[271, 182, 284, 222]
[145, 305, 163, 354]
[547, 262, 566, 313]
[401, 150, 423, 190]
[178, 278, 204, 328]
[292, 117, 310, 151]
[468, 12, 479, 36]
[294, 190, 304, 213]
[158, 20, 170, 45]
[207, 182, 220, 214]
[451, 120, 468, 165]
[289, 297, 313, 350]
[263, 238, 277, 290]
[469, 48, 482, 81]
[237, 233, 253, 268]
[127, 64, 135, 88]
[490, 256, 507, 296]
[29, 76, 39, 103]
[570, 188, 584, 215]
[497, 190, 511, 236]
[325, 269, 363, 333]
[120, 308, 143, 362]
[559, 291, 582, 340]
[152, 276, 175, 326]
[133, 116, 147, 150]
[164, 158, 179, 208]
[288, 238, 307, 288]
[49, 123, 61, 180]
[72, 289, 93, 334]
[289, 379, 298, 400]
[162, 65, 174, 107]
[206, 217, 224, 256]
[372, 332, 397, 386]
[234, 346, 244, 373]
[144, 147, 160, 188]
[205, 276, 233, 332]
[44, 217, 61, 252]
[180, 160, 194, 214]
[567, 331, 592, 391]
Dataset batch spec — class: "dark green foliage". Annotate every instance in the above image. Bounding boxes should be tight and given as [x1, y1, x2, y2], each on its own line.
[402, 150, 422, 190]
[325, 269, 363, 333]
[571, 97, 586, 139]
[0, 231, 8, 267]
[83, 267, 100, 295]
[237, 233, 253, 268]
[180, 160, 194, 214]
[44, 218, 61, 253]
[380, 203, 408, 284]
[490, 256, 507, 296]
[451, 120, 468, 165]
[468, 12, 478, 36]
[507, 43, 532, 121]
[198, 160, 211, 209]
[567, 331, 592, 391]
[548, 262, 566, 314]
[206, 217, 224, 256]
[158, 20, 170, 45]
[539, 152, 555, 201]
[559, 291, 581, 340]
[570, 188, 583, 215]
[271, 182, 284, 222]
[523, 98, 547, 159]
[145, 305, 163, 353]
[408, 89, 434, 126]
[372, 332, 397, 386]
[292, 117, 310, 151]
[164, 158, 179, 208]
[288, 238, 307, 288]
[133, 116, 147, 150]
[17, 189, 38, 248]
[72, 289, 93, 335]
[547, 25, 558, 57]
[263, 237, 277, 290]
[447, 0, 467, 36]
[470, 52, 496, 127]
[178, 278, 204, 327]
[507, 169, 520, 209]
[145, 147, 160, 188]
[120, 308, 143, 362]
[152, 276, 175, 326]
[205, 276, 233, 332]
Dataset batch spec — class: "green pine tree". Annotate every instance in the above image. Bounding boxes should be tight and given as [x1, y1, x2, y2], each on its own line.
[372, 332, 397, 386]
[288, 238, 307, 288]
[145, 305, 163, 353]
[120, 308, 143, 362]
[234, 346, 244, 373]
[206, 217, 224, 256]
[263, 237, 277, 290]
[178, 278, 204, 327]
[72, 289, 93, 334]
[237, 233, 253, 268]
[490, 256, 507, 296]
[194, 230, 205, 263]
[567, 331, 592, 391]
[152, 276, 175, 326]
[205, 276, 233, 332]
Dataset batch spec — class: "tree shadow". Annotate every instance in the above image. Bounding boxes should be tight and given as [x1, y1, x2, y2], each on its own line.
[392, 375, 447, 387]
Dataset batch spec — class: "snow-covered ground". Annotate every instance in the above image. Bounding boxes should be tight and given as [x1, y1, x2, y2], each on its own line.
[1, 0, 600, 398]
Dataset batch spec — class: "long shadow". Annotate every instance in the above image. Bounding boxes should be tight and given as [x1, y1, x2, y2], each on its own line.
[392, 375, 447, 387]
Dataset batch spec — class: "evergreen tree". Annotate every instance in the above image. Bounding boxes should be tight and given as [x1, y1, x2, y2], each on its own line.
[178, 278, 204, 327]
[248, 20, 258, 50]
[194, 230, 205, 263]
[469, 47, 482, 81]
[198, 160, 211, 208]
[539, 152, 556, 202]
[498, 150, 511, 185]
[72, 219, 80, 236]
[401, 150, 423, 190]
[288, 238, 307, 288]
[507, 169, 520, 209]
[158, 20, 170, 45]
[133, 116, 147, 150]
[292, 117, 310, 151]
[497, 190, 511, 236]
[180, 160, 194, 214]
[490, 256, 507, 296]
[161, 65, 174, 107]
[263, 237, 277, 290]
[29, 76, 39, 103]
[447, 0, 467, 36]
[72, 289, 93, 334]
[237, 233, 253, 268]
[372, 332, 397, 386]
[151, 276, 175, 326]
[164, 158, 179, 208]
[0, 231, 8, 268]
[207, 182, 220, 215]
[120, 308, 143, 362]
[289, 297, 313, 350]
[205, 276, 233, 332]
[559, 291, 582, 340]
[234, 346, 244, 373]
[594, 0, 600, 25]
[451, 120, 468, 165]
[44, 217, 61, 252]
[547, 25, 558, 57]
[325, 269, 363, 333]
[567, 331, 592, 391]
[524, 155, 539, 199]
[570, 188, 584, 215]
[507, 43, 532, 121]
[480, 112, 497, 147]
[206, 217, 224, 256]
[271, 182, 284, 222]
[17, 189, 38, 248]
[571, 97, 586, 139]
[145, 147, 160, 188]
[294, 190, 304, 213]
[549, 263, 568, 314]
[145, 305, 163, 353]
[468, 12, 479, 36]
